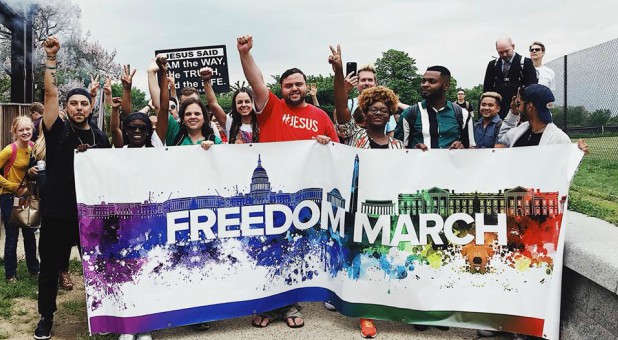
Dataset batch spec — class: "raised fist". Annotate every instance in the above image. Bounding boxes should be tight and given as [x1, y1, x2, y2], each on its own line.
[111, 97, 122, 109]
[147, 58, 159, 73]
[237, 35, 253, 53]
[155, 54, 168, 73]
[199, 67, 213, 81]
[43, 36, 60, 56]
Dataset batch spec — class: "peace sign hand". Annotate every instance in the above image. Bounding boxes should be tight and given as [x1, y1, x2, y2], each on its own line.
[328, 44, 343, 72]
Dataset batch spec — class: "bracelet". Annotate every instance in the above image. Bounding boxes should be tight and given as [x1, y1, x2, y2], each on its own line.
[46, 65, 57, 70]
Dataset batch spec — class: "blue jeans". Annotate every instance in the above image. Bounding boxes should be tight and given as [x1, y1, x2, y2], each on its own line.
[1, 193, 39, 279]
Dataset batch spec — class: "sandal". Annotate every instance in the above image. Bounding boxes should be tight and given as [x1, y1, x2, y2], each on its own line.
[360, 318, 377, 338]
[286, 316, 304, 328]
[59, 271, 74, 290]
[251, 315, 271, 328]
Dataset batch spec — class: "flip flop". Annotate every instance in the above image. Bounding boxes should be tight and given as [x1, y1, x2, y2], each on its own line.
[286, 316, 304, 328]
[251, 315, 271, 328]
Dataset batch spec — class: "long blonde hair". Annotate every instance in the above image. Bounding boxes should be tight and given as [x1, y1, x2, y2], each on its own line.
[32, 133, 46, 161]
[11, 116, 34, 141]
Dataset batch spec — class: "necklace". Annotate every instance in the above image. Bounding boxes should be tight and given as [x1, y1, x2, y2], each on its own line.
[69, 123, 96, 147]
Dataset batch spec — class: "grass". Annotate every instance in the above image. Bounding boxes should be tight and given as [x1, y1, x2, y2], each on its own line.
[0, 261, 40, 318]
[60, 299, 85, 316]
[569, 136, 618, 225]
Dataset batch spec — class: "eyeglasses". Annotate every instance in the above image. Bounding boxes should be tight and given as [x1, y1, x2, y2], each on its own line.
[126, 125, 146, 131]
[367, 108, 389, 115]
[529, 48, 543, 52]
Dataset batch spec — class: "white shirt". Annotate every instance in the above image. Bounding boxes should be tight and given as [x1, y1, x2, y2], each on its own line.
[536, 65, 556, 91]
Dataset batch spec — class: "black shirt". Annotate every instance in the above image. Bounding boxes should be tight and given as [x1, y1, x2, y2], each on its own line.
[369, 138, 388, 149]
[513, 127, 543, 147]
[43, 117, 110, 219]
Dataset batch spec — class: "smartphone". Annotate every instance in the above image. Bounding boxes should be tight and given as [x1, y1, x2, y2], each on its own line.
[346, 62, 357, 77]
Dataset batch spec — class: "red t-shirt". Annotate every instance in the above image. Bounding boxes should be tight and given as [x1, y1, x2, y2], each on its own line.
[257, 91, 339, 143]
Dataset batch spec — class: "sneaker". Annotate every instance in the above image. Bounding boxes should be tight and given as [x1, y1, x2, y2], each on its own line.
[413, 324, 428, 331]
[478, 329, 498, 337]
[118, 335, 135, 340]
[6, 277, 17, 284]
[33, 316, 53, 340]
[58, 271, 74, 291]
[360, 318, 377, 338]
[136, 333, 152, 340]
[324, 302, 336, 311]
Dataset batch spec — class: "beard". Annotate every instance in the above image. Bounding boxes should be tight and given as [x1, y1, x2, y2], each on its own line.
[284, 95, 305, 107]
[520, 106, 529, 122]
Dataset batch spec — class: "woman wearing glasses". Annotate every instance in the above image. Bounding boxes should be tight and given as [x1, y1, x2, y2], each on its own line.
[328, 44, 403, 339]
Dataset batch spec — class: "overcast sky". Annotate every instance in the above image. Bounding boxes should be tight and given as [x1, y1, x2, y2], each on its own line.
[75, 0, 618, 96]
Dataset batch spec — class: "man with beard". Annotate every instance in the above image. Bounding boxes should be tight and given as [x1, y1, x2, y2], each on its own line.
[497, 85, 588, 152]
[237, 35, 339, 143]
[34, 36, 111, 340]
[237, 34, 337, 330]
[483, 37, 537, 119]
[395, 66, 475, 150]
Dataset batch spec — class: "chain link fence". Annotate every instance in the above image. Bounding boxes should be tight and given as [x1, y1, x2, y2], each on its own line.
[546, 38, 618, 165]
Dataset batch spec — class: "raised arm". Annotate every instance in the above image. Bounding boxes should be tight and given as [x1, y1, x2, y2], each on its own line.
[121, 64, 136, 117]
[88, 74, 100, 108]
[328, 45, 351, 124]
[167, 71, 178, 102]
[200, 67, 227, 127]
[110, 97, 124, 147]
[309, 83, 320, 107]
[237, 35, 269, 111]
[42, 37, 60, 131]
[147, 58, 161, 110]
[155, 55, 169, 142]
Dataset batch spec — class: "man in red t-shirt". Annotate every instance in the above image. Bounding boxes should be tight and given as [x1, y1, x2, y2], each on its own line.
[237, 35, 339, 144]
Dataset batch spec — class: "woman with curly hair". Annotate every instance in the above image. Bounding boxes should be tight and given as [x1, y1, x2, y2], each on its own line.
[200, 67, 259, 144]
[329, 46, 404, 150]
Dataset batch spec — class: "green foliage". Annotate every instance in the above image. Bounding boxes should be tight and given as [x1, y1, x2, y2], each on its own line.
[461, 84, 484, 111]
[110, 83, 148, 113]
[265, 74, 336, 116]
[375, 49, 420, 105]
[587, 109, 611, 127]
[0, 75, 10, 102]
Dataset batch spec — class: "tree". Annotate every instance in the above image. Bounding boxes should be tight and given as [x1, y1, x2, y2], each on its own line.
[0, 0, 120, 102]
[374, 49, 420, 105]
[461, 84, 484, 110]
[110, 83, 148, 113]
[266, 74, 336, 116]
[587, 109, 611, 127]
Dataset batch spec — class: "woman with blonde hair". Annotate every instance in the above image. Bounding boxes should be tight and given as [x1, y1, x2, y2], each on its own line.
[0, 116, 39, 283]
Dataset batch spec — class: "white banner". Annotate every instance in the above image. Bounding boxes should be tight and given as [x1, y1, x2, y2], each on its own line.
[74, 141, 583, 339]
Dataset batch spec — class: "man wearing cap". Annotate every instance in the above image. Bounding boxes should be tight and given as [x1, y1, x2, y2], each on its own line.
[34, 36, 111, 340]
[496, 84, 588, 152]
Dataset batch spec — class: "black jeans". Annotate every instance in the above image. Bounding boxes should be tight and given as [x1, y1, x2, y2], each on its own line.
[38, 215, 80, 317]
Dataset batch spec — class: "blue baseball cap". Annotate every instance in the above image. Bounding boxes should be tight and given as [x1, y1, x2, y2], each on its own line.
[522, 84, 555, 124]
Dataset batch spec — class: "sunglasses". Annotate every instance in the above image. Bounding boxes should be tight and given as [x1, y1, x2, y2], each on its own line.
[126, 124, 146, 131]
[529, 48, 543, 52]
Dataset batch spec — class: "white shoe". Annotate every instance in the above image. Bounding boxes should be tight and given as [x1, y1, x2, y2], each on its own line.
[324, 302, 336, 311]
[478, 329, 498, 337]
[118, 334, 135, 340]
[136, 333, 153, 340]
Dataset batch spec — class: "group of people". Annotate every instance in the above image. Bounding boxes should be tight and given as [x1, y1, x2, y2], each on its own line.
[0, 34, 588, 340]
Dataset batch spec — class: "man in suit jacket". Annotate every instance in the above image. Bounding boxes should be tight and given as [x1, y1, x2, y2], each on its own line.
[483, 37, 537, 119]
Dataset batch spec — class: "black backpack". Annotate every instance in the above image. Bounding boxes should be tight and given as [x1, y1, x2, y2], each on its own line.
[397, 103, 472, 149]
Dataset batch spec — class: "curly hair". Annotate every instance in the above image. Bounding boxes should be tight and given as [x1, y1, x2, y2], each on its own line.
[357, 86, 399, 115]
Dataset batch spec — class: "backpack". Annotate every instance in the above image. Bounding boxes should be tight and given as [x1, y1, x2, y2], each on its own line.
[1, 141, 34, 178]
[397, 103, 471, 149]
[493, 54, 526, 86]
